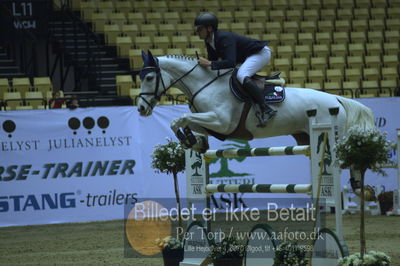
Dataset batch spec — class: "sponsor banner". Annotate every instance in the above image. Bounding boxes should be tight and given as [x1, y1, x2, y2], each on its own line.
[1, 97, 399, 227]
[356, 98, 399, 192]
[0, 106, 186, 227]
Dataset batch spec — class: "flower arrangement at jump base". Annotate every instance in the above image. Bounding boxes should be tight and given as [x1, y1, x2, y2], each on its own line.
[151, 138, 186, 176]
[273, 242, 308, 266]
[156, 236, 183, 252]
[335, 126, 392, 176]
[377, 190, 394, 214]
[151, 138, 186, 266]
[338, 251, 391, 266]
[155, 236, 184, 266]
[151, 138, 186, 227]
[208, 236, 246, 266]
[335, 126, 393, 264]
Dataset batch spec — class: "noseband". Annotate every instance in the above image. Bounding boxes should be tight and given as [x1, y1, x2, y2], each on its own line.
[138, 61, 165, 109]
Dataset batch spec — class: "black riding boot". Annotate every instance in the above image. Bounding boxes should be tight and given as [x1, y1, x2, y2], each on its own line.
[243, 77, 276, 127]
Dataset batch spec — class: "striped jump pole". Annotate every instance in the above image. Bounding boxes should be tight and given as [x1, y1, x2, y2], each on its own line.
[204, 145, 310, 159]
[205, 184, 312, 194]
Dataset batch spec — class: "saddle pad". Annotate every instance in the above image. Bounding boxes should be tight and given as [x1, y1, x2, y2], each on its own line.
[263, 84, 285, 103]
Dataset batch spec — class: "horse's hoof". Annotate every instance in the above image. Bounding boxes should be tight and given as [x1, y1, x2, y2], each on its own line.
[176, 129, 192, 148]
[200, 136, 209, 151]
[191, 136, 209, 153]
[184, 127, 197, 146]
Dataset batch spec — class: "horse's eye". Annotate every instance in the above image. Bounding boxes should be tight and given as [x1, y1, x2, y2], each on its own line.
[146, 76, 154, 81]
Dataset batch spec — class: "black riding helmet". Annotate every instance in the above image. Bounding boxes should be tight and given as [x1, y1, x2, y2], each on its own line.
[194, 13, 218, 30]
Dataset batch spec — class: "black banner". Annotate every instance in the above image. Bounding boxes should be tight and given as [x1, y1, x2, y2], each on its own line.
[1, 0, 51, 39]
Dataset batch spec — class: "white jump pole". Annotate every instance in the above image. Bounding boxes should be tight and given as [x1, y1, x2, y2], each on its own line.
[308, 107, 343, 241]
[391, 129, 400, 215]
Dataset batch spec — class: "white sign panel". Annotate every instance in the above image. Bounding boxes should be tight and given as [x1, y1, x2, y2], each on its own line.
[0, 106, 185, 227]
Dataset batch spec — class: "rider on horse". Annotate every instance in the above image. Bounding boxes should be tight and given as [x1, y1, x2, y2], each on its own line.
[194, 13, 277, 127]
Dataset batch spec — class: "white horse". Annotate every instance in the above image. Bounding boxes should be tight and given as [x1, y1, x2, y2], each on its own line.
[137, 51, 375, 153]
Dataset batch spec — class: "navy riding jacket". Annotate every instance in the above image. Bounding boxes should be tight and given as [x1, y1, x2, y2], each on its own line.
[206, 30, 267, 70]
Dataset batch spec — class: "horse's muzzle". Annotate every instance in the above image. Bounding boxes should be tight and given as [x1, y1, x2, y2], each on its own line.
[138, 105, 152, 116]
[138, 105, 146, 116]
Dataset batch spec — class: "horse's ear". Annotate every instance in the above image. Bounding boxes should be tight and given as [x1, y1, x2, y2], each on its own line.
[141, 50, 147, 61]
[147, 50, 156, 66]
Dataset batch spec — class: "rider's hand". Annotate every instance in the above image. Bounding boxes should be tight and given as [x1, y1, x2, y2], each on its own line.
[198, 57, 212, 67]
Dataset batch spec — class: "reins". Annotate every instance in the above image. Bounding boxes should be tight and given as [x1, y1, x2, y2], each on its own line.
[189, 69, 233, 112]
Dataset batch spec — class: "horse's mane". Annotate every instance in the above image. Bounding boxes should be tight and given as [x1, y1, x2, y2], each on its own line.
[164, 54, 197, 62]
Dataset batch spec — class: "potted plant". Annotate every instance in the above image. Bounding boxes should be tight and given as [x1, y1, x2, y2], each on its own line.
[338, 250, 391, 266]
[151, 138, 186, 265]
[273, 242, 308, 266]
[209, 236, 245, 266]
[377, 191, 394, 215]
[335, 126, 393, 262]
[156, 236, 184, 266]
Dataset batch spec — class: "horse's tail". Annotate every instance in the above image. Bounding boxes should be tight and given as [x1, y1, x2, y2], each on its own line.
[337, 96, 375, 131]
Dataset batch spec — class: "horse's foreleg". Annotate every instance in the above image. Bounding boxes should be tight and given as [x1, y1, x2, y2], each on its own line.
[171, 112, 221, 133]
[174, 127, 197, 148]
[171, 112, 220, 152]
[175, 128, 192, 148]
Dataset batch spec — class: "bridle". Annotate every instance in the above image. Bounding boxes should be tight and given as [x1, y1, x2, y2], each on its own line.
[139, 58, 232, 112]
[139, 59, 198, 110]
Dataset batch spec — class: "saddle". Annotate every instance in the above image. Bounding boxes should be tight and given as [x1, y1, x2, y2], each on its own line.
[203, 70, 286, 142]
[230, 69, 286, 103]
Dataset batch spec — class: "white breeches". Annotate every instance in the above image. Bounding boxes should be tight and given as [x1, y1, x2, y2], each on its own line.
[237, 46, 272, 84]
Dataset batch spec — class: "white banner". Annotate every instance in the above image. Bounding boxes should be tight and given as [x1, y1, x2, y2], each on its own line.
[0, 106, 186, 227]
[356, 98, 399, 192]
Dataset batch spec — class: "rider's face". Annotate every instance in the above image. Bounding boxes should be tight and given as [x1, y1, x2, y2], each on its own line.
[195, 26, 208, 40]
